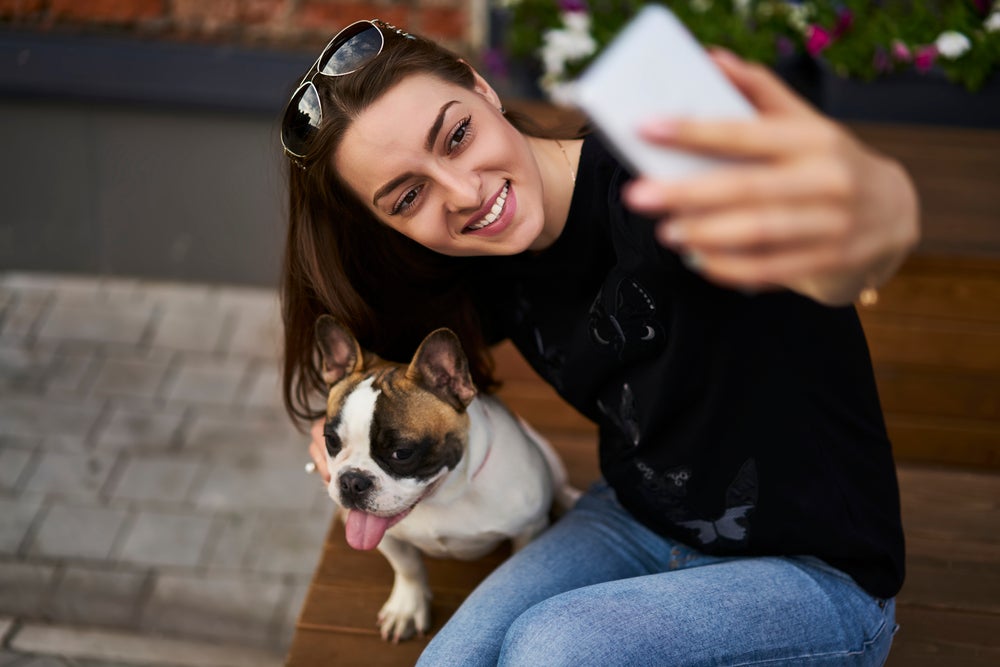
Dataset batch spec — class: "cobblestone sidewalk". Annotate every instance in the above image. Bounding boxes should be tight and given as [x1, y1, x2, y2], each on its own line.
[0, 272, 335, 666]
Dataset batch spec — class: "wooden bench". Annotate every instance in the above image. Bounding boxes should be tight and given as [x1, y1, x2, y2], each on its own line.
[286, 122, 1000, 666]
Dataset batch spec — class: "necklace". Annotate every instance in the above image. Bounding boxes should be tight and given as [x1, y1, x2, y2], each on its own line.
[555, 139, 576, 184]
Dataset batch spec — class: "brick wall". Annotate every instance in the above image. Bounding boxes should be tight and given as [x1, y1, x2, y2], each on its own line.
[0, 0, 478, 53]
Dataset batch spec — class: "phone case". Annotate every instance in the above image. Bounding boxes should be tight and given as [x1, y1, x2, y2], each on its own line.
[566, 4, 755, 180]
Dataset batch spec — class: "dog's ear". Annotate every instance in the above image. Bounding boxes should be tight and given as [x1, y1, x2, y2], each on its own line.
[315, 315, 363, 386]
[406, 329, 477, 411]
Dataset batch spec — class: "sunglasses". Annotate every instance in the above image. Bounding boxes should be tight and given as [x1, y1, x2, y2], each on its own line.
[281, 19, 413, 161]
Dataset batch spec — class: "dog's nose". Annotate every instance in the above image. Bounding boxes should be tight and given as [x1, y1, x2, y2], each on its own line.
[339, 471, 373, 498]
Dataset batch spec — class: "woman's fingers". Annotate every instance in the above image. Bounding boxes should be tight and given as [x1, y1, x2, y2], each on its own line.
[707, 48, 815, 116]
[309, 418, 332, 483]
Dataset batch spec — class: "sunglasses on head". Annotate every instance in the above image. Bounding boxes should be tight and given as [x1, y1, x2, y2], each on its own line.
[281, 19, 414, 162]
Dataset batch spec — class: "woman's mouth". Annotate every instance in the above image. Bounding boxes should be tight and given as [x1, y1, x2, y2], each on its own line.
[464, 181, 510, 233]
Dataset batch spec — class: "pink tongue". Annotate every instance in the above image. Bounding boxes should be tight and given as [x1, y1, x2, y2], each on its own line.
[345, 510, 391, 551]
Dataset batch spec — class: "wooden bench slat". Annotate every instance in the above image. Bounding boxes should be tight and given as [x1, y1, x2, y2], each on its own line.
[886, 606, 1000, 667]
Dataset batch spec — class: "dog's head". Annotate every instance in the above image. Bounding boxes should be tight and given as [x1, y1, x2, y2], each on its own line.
[314, 315, 477, 550]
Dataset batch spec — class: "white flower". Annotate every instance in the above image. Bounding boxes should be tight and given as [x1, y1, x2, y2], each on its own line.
[986, 12, 1000, 33]
[935, 30, 972, 59]
[786, 4, 812, 33]
[539, 11, 596, 80]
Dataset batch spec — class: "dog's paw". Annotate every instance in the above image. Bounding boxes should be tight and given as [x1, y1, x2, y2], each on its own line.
[377, 579, 432, 643]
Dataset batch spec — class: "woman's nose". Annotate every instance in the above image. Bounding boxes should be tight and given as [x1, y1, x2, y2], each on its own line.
[440, 167, 481, 213]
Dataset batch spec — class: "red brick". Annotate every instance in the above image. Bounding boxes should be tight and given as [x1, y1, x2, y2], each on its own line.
[242, 0, 289, 25]
[171, 0, 240, 33]
[48, 0, 164, 23]
[0, 0, 45, 18]
[296, 1, 409, 36]
[418, 5, 466, 41]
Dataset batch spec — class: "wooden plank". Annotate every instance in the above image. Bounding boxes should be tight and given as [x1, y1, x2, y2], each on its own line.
[886, 606, 1000, 667]
[876, 366, 1000, 421]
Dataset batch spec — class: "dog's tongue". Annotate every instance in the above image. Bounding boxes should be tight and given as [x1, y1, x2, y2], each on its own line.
[344, 510, 391, 551]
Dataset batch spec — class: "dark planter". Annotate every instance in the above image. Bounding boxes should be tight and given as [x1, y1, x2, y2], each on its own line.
[819, 64, 1000, 128]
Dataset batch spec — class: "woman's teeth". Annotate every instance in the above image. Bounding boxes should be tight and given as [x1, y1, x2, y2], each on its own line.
[467, 182, 509, 231]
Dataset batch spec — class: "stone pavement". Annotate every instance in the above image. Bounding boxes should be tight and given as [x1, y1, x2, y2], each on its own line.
[0, 272, 335, 666]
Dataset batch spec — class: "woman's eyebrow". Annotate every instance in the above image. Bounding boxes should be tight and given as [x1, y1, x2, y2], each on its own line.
[372, 100, 461, 207]
[425, 100, 459, 151]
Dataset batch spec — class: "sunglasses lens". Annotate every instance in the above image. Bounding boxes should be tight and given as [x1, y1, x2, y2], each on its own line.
[282, 82, 322, 157]
[318, 23, 384, 76]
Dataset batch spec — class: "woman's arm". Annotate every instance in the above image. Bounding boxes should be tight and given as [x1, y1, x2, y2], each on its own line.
[622, 49, 920, 306]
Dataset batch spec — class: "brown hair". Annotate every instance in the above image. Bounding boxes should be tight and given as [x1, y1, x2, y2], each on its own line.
[280, 24, 563, 428]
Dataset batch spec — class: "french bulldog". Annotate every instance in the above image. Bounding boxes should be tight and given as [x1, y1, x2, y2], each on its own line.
[314, 314, 579, 642]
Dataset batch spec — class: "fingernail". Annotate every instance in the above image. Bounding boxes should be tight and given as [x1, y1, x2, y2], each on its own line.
[682, 251, 704, 272]
[638, 119, 678, 141]
[663, 223, 685, 246]
[624, 181, 658, 206]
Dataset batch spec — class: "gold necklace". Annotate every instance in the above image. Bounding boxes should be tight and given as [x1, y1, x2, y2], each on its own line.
[555, 139, 576, 184]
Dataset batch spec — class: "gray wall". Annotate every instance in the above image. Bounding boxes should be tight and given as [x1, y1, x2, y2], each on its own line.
[0, 30, 310, 287]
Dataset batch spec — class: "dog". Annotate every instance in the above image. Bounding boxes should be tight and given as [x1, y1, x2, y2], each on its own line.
[314, 314, 579, 642]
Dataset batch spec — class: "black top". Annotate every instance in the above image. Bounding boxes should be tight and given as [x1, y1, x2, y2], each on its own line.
[475, 136, 905, 599]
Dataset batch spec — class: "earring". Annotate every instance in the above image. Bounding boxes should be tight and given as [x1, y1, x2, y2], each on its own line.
[500, 105, 506, 115]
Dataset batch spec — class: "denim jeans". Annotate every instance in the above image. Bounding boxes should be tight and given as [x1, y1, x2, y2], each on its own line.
[417, 482, 897, 667]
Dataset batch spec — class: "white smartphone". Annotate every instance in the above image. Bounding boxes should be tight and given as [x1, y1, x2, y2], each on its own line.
[566, 4, 756, 180]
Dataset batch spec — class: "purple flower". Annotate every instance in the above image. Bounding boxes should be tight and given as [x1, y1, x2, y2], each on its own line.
[833, 9, 854, 38]
[776, 35, 795, 57]
[973, 0, 991, 16]
[891, 40, 911, 62]
[872, 47, 892, 73]
[482, 48, 509, 79]
[806, 25, 832, 55]
[558, 0, 588, 12]
[914, 45, 939, 72]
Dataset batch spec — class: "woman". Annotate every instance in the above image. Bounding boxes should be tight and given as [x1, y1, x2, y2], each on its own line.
[282, 19, 918, 666]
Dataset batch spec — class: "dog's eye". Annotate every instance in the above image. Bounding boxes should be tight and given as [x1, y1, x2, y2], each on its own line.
[324, 433, 342, 457]
[391, 448, 413, 461]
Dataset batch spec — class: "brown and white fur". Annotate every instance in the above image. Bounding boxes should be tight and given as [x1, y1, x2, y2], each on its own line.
[314, 315, 579, 642]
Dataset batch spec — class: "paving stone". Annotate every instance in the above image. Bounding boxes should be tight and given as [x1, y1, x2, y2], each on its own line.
[182, 413, 301, 457]
[192, 452, 322, 512]
[143, 573, 285, 648]
[0, 495, 44, 555]
[108, 455, 202, 504]
[241, 364, 283, 412]
[44, 565, 147, 628]
[92, 406, 185, 452]
[243, 512, 330, 576]
[0, 560, 57, 616]
[0, 444, 36, 492]
[23, 451, 119, 502]
[0, 290, 52, 340]
[164, 357, 249, 407]
[37, 301, 153, 346]
[11, 623, 282, 667]
[150, 301, 230, 354]
[203, 513, 257, 571]
[29, 504, 129, 561]
[0, 341, 53, 391]
[222, 293, 281, 360]
[117, 511, 213, 569]
[43, 350, 97, 396]
[0, 397, 98, 441]
[88, 357, 172, 400]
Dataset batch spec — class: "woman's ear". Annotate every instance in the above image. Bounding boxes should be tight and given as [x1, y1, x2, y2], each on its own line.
[461, 59, 503, 111]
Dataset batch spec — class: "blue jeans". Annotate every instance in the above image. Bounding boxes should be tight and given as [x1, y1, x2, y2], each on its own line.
[417, 482, 897, 666]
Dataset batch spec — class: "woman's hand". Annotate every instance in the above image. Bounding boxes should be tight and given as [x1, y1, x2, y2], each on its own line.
[309, 418, 332, 484]
[622, 49, 920, 306]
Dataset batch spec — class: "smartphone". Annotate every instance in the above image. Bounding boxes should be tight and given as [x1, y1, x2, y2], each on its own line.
[566, 4, 755, 180]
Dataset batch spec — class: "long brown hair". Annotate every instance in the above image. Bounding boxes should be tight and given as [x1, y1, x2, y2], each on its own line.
[280, 24, 562, 428]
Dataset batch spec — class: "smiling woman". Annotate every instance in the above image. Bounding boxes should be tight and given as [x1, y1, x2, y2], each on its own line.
[279, 15, 921, 667]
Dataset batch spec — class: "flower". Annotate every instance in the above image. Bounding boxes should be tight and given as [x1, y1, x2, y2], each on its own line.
[935, 30, 972, 59]
[500, 0, 1000, 93]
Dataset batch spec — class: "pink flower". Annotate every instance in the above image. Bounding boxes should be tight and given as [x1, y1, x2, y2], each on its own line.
[806, 25, 832, 56]
[833, 9, 854, 38]
[891, 40, 911, 62]
[914, 45, 939, 72]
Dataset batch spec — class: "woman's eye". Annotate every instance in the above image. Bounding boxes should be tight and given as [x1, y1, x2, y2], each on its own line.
[447, 117, 472, 153]
[392, 448, 414, 461]
[391, 184, 424, 215]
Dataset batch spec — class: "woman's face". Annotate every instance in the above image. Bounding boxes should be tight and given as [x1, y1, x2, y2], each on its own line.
[334, 71, 553, 257]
